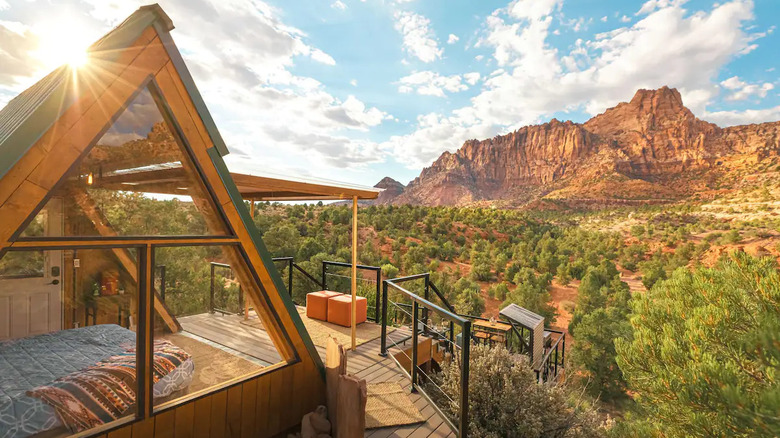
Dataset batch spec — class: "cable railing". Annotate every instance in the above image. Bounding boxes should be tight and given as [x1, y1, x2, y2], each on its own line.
[209, 262, 244, 316]
[381, 274, 471, 438]
[322, 261, 381, 323]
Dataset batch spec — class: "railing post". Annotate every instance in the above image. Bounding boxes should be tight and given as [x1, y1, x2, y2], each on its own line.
[460, 319, 471, 438]
[554, 341, 559, 378]
[209, 263, 215, 314]
[375, 269, 381, 323]
[411, 300, 419, 393]
[158, 265, 166, 303]
[561, 334, 565, 365]
[321, 262, 327, 291]
[449, 320, 455, 353]
[423, 275, 430, 336]
[238, 285, 244, 314]
[288, 259, 294, 299]
[380, 281, 389, 357]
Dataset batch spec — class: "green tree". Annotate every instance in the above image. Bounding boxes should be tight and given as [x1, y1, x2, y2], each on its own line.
[381, 263, 399, 279]
[616, 252, 780, 437]
[453, 278, 485, 316]
[263, 223, 301, 257]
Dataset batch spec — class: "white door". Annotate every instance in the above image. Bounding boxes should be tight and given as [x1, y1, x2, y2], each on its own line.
[0, 199, 63, 340]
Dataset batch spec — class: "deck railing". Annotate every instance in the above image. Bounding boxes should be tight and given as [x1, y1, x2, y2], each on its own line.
[536, 329, 566, 383]
[209, 262, 244, 315]
[381, 274, 471, 438]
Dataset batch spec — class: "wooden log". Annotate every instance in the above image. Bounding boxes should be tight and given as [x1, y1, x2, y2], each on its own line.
[335, 374, 366, 438]
[326, 337, 347, 435]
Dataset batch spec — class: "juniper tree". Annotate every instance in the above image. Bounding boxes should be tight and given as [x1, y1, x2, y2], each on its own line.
[615, 252, 780, 437]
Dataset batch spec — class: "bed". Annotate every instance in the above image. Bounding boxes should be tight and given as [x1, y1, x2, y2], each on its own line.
[0, 325, 194, 438]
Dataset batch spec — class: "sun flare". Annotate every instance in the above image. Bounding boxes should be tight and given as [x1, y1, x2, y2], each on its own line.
[32, 21, 93, 70]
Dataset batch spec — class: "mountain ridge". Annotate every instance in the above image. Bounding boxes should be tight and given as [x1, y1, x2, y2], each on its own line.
[379, 86, 780, 207]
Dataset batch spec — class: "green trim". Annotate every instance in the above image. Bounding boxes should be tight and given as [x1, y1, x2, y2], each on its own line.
[153, 22, 230, 157]
[207, 147, 326, 378]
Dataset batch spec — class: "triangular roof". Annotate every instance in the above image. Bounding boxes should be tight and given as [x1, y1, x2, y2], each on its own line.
[0, 4, 324, 376]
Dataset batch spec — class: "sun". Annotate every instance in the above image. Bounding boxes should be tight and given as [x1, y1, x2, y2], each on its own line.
[32, 20, 93, 70]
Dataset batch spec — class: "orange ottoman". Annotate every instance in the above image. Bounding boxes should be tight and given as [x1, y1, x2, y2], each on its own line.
[327, 295, 367, 327]
[306, 291, 342, 321]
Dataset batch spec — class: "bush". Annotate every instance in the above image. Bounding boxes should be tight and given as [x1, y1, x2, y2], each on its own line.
[430, 344, 602, 438]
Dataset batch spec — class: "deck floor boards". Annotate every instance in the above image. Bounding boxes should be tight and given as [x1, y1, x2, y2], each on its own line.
[177, 312, 456, 438]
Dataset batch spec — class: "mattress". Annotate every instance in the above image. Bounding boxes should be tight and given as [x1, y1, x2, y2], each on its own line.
[0, 325, 193, 438]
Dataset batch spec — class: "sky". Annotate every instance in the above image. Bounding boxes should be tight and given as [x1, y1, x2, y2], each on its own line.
[1, 0, 779, 188]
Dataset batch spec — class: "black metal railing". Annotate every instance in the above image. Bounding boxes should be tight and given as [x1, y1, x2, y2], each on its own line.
[536, 329, 566, 383]
[209, 262, 244, 315]
[322, 260, 381, 322]
[156, 265, 166, 302]
[381, 274, 471, 438]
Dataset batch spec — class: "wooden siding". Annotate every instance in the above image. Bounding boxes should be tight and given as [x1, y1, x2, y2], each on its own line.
[95, 361, 321, 438]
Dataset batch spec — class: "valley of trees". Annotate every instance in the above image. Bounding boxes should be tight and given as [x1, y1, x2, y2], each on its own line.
[67, 190, 779, 437]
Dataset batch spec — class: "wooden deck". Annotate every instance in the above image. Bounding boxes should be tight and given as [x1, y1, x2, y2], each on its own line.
[177, 312, 457, 438]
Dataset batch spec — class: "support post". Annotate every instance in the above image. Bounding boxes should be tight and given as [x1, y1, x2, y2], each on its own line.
[411, 300, 419, 392]
[351, 195, 358, 351]
[460, 319, 471, 438]
[380, 281, 388, 357]
[322, 262, 327, 291]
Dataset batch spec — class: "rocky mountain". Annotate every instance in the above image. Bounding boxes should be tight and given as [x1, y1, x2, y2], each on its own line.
[373, 177, 405, 205]
[382, 87, 780, 207]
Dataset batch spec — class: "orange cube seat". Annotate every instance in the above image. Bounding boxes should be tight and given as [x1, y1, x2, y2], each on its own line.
[327, 295, 367, 327]
[306, 291, 342, 321]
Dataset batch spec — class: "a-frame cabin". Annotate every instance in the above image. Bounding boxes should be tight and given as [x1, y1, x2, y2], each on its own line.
[0, 4, 331, 438]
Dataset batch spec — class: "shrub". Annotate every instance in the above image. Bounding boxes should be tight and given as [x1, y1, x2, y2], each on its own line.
[430, 344, 602, 438]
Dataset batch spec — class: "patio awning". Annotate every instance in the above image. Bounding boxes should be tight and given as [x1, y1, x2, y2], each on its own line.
[89, 162, 382, 201]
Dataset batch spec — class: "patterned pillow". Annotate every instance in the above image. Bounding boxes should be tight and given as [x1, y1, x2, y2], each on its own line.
[27, 340, 191, 433]
[26, 368, 135, 432]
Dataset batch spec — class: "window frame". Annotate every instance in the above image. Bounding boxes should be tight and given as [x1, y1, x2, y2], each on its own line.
[1, 237, 300, 434]
[12, 79, 237, 243]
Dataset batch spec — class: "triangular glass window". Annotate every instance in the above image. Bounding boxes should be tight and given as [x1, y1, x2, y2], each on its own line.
[20, 85, 231, 238]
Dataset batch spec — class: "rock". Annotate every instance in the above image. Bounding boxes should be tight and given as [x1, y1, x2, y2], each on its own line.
[378, 86, 780, 207]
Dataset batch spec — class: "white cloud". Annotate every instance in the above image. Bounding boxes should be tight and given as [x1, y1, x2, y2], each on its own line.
[637, 0, 688, 16]
[704, 105, 780, 126]
[0, 1, 9, 11]
[398, 71, 479, 97]
[507, 0, 562, 21]
[71, 0, 387, 171]
[386, 0, 764, 168]
[350, 79, 358, 86]
[310, 48, 336, 65]
[620, 15, 631, 22]
[394, 11, 443, 63]
[331, 1, 347, 10]
[463, 72, 481, 85]
[475, 55, 484, 61]
[447, 33, 459, 44]
[601, 16, 608, 22]
[720, 75, 774, 101]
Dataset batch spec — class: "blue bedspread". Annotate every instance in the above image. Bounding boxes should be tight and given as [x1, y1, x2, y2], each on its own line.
[0, 325, 136, 438]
